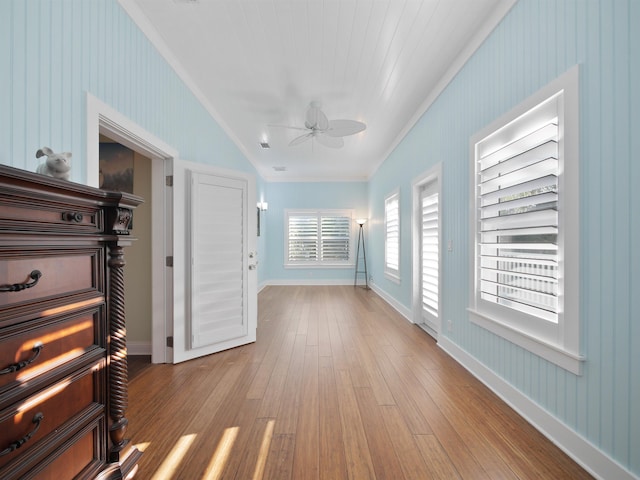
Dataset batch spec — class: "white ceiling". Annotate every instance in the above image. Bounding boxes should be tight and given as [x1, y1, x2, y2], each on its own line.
[122, 0, 515, 181]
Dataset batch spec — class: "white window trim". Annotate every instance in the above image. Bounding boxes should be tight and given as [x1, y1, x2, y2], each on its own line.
[468, 65, 583, 375]
[384, 189, 401, 283]
[284, 209, 355, 268]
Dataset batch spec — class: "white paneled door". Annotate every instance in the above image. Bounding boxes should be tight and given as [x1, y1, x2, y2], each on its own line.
[172, 163, 257, 363]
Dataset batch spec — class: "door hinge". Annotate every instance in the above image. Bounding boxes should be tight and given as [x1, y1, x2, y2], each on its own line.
[166, 175, 173, 187]
[166, 336, 174, 348]
[166, 256, 173, 267]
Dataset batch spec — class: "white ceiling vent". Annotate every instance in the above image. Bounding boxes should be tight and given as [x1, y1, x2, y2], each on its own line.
[273, 166, 286, 172]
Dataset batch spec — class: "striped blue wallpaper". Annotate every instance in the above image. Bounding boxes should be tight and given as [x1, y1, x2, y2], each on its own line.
[0, 0, 255, 182]
[369, 0, 639, 475]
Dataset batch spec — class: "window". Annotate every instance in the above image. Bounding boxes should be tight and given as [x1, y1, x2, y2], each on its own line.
[469, 66, 582, 374]
[384, 191, 400, 280]
[285, 209, 354, 267]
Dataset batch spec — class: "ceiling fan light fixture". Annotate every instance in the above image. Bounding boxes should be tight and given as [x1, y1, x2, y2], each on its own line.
[269, 103, 366, 149]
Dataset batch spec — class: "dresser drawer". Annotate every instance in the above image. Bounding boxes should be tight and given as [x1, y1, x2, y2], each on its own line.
[0, 303, 104, 398]
[0, 196, 101, 234]
[4, 415, 105, 480]
[0, 248, 103, 317]
[0, 363, 103, 469]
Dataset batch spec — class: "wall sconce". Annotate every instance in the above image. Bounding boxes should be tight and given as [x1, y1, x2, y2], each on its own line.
[257, 202, 268, 211]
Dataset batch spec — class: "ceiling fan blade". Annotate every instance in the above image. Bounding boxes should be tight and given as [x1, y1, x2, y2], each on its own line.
[289, 132, 313, 146]
[315, 134, 344, 148]
[267, 124, 308, 131]
[325, 119, 367, 137]
[305, 105, 329, 130]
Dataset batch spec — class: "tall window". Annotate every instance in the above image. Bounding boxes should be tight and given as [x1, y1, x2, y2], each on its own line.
[469, 66, 582, 374]
[384, 191, 400, 280]
[421, 184, 439, 320]
[285, 210, 354, 267]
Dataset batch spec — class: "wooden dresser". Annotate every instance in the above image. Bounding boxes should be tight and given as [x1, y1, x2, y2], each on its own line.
[0, 164, 143, 479]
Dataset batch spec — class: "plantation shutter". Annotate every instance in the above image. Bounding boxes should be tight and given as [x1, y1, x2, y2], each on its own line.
[288, 215, 318, 262]
[477, 120, 559, 323]
[287, 210, 353, 265]
[385, 194, 399, 273]
[421, 187, 439, 318]
[321, 215, 350, 261]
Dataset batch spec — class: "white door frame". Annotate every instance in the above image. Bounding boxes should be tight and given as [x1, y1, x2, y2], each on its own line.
[411, 162, 442, 339]
[87, 93, 176, 363]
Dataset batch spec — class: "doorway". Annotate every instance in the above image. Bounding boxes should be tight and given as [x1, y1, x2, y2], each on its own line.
[99, 137, 153, 360]
[87, 93, 175, 364]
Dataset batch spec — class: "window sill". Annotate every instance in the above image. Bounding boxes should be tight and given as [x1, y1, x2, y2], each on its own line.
[468, 308, 585, 376]
[384, 271, 401, 284]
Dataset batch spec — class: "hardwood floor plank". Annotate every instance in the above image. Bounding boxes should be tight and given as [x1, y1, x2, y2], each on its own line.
[353, 388, 406, 479]
[414, 434, 462, 479]
[127, 286, 592, 480]
[335, 368, 377, 479]
[256, 331, 296, 418]
[379, 405, 433, 480]
[273, 333, 307, 434]
[368, 340, 433, 434]
[262, 434, 295, 480]
[318, 355, 349, 480]
[292, 345, 320, 480]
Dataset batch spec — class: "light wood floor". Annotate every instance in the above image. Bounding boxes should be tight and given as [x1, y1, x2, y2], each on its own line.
[126, 286, 592, 479]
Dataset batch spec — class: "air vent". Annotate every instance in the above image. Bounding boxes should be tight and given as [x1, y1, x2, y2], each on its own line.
[260, 142, 270, 149]
[273, 166, 286, 172]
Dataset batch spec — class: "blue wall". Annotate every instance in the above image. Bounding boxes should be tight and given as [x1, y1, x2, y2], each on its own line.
[368, 0, 639, 475]
[262, 181, 368, 284]
[0, 0, 255, 181]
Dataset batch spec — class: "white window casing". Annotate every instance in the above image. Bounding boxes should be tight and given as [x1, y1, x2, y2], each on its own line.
[468, 66, 583, 375]
[384, 190, 400, 281]
[285, 209, 354, 268]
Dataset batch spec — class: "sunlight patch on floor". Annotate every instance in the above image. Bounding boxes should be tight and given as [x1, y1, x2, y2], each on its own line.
[150, 433, 197, 480]
[202, 426, 239, 480]
[252, 419, 275, 480]
[134, 441, 151, 452]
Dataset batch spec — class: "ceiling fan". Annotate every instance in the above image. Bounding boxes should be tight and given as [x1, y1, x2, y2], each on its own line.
[270, 102, 366, 148]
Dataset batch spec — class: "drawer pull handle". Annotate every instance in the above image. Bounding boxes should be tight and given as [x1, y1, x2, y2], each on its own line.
[0, 343, 44, 375]
[62, 211, 83, 223]
[0, 270, 42, 292]
[0, 412, 44, 456]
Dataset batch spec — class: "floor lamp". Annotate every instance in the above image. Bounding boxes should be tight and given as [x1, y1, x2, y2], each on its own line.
[354, 218, 369, 289]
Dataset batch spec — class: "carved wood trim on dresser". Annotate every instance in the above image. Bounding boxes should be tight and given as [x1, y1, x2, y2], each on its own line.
[0, 164, 143, 480]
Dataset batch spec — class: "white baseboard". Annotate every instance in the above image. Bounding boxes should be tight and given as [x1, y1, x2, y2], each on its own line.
[438, 336, 638, 480]
[128, 341, 152, 356]
[369, 282, 413, 322]
[264, 279, 355, 286]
